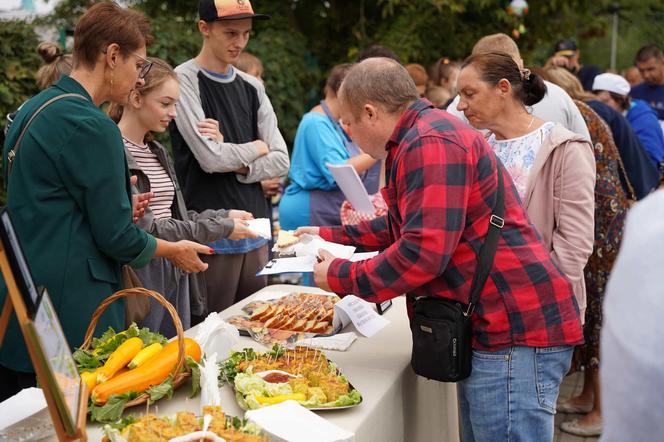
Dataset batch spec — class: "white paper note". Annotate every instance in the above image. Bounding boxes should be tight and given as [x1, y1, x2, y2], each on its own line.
[246, 218, 272, 239]
[294, 234, 356, 260]
[256, 255, 317, 276]
[326, 163, 375, 214]
[333, 295, 389, 337]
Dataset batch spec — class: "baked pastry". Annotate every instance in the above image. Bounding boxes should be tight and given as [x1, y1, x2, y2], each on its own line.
[276, 229, 299, 248]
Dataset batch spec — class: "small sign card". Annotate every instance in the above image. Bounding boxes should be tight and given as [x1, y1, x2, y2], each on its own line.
[332, 295, 389, 337]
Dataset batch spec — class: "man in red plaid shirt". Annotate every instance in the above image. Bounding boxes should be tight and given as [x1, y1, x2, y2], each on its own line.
[297, 58, 583, 441]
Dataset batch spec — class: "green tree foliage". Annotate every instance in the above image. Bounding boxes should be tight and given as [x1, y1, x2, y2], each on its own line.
[0, 21, 41, 141]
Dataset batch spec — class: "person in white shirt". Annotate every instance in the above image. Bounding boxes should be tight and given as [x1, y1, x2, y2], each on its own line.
[600, 189, 664, 441]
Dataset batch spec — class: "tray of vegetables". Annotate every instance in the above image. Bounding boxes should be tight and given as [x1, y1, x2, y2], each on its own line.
[73, 288, 203, 423]
[219, 345, 362, 411]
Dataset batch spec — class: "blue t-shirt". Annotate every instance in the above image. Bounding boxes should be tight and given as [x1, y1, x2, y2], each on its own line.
[626, 99, 664, 168]
[631, 83, 664, 121]
[279, 112, 350, 229]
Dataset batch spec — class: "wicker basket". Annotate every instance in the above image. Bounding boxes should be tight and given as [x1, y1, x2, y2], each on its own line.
[80, 288, 191, 408]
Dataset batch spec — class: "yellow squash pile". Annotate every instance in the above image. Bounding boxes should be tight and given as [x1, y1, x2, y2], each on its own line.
[81, 337, 202, 405]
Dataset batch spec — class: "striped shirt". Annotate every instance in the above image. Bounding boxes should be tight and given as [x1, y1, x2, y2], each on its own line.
[124, 137, 175, 220]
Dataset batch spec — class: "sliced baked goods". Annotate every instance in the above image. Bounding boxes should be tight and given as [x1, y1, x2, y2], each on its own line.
[244, 293, 338, 335]
[276, 229, 299, 248]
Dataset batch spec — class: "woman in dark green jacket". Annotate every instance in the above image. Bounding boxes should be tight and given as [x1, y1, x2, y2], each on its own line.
[0, 2, 211, 400]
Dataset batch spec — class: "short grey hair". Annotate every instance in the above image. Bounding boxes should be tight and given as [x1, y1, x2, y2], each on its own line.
[340, 57, 419, 119]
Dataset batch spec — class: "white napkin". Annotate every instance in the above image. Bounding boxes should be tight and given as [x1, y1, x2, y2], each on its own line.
[293, 234, 355, 260]
[297, 332, 358, 351]
[0, 388, 47, 430]
[0, 388, 55, 442]
[193, 312, 240, 357]
[246, 400, 355, 442]
[246, 218, 272, 239]
[199, 353, 221, 409]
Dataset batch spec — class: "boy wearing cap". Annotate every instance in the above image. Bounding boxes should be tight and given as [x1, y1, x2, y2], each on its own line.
[548, 38, 601, 92]
[169, 0, 289, 318]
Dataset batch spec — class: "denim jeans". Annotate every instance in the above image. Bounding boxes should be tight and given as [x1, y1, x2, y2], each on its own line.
[458, 345, 573, 442]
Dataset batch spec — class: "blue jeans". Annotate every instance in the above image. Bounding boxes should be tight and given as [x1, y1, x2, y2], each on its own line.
[458, 345, 573, 442]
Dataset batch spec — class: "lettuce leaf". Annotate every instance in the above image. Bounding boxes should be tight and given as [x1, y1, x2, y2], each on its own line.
[219, 348, 258, 384]
[72, 348, 102, 372]
[146, 375, 174, 403]
[326, 389, 362, 407]
[89, 391, 138, 423]
[186, 356, 201, 398]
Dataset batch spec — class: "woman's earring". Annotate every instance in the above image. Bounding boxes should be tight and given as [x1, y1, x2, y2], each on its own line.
[110, 69, 114, 89]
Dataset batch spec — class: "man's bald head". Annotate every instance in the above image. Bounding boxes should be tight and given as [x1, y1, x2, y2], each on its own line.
[339, 57, 419, 119]
[471, 33, 523, 69]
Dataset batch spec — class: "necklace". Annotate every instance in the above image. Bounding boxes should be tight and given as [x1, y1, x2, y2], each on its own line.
[525, 114, 535, 131]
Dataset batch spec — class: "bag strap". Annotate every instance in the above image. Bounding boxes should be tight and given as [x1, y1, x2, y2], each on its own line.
[465, 162, 505, 316]
[7, 93, 87, 175]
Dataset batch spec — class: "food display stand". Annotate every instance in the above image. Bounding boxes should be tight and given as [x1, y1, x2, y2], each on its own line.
[0, 209, 88, 442]
[70, 285, 460, 442]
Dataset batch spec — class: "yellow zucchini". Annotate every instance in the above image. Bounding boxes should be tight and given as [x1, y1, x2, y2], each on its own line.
[91, 338, 202, 405]
[128, 343, 163, 369]
[80, 370, 98, 391]
[96, 337, 144, 383]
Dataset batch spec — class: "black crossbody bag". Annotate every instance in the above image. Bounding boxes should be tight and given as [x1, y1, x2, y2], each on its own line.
[410, 165, 505, 382]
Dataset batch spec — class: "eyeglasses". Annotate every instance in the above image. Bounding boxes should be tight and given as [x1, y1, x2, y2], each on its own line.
[130, 50, 153, 80]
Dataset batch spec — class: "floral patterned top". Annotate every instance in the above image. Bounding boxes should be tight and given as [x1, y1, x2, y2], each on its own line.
[488, 122, 555, 200]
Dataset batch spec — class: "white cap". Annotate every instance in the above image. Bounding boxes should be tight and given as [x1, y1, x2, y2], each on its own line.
[592, 73, 630, 96]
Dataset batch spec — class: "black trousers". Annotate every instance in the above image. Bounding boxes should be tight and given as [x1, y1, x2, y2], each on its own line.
[0, 364, 36, 402]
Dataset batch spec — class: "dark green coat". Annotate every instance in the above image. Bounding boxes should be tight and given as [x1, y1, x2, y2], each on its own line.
[1, 76, 157, 373]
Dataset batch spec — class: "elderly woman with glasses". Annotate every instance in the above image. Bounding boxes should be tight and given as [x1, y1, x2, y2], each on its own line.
[0, 1, 212, 401]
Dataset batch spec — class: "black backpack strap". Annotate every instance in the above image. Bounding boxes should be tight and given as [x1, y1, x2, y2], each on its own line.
[465, 161, 505, 316]
[7, 93, 87, 175]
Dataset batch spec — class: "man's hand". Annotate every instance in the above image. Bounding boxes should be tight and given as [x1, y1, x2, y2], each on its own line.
[235, 166, 250, 175]
[313, 249, 336, 291]
[130, 175, 152, 223]
[228, 209, 254, 220]
[261, 177, 281, 197]
[198, 118, 224, 142]
[294, 226, 320, 237]
[228, 219, 258, 240]
[253, 139, 269, 156]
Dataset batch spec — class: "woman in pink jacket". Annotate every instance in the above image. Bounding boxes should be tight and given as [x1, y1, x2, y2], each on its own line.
[457, 52, 595, 317]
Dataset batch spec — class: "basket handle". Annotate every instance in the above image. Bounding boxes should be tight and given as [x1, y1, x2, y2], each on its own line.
[80, 288, 186, 378]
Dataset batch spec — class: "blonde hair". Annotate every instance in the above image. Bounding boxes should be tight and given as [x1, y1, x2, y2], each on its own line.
[405, 63, 428, 88]
[543, 67, 597, 102]
[425, 86, 452, 108]
[235, 52, 263, 78]
[107, 57, 178, 141]
[472, 33, 520, 61]
[35, 42, 73, 90]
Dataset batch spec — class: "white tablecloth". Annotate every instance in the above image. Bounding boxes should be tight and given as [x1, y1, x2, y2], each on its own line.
[57, 284, 460, 442]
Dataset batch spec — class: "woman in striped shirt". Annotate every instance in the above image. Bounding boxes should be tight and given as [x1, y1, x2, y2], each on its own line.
[109, 58, 256, 335]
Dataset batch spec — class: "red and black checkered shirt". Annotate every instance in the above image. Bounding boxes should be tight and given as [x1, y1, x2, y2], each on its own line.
[320, 100, 583, 350]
